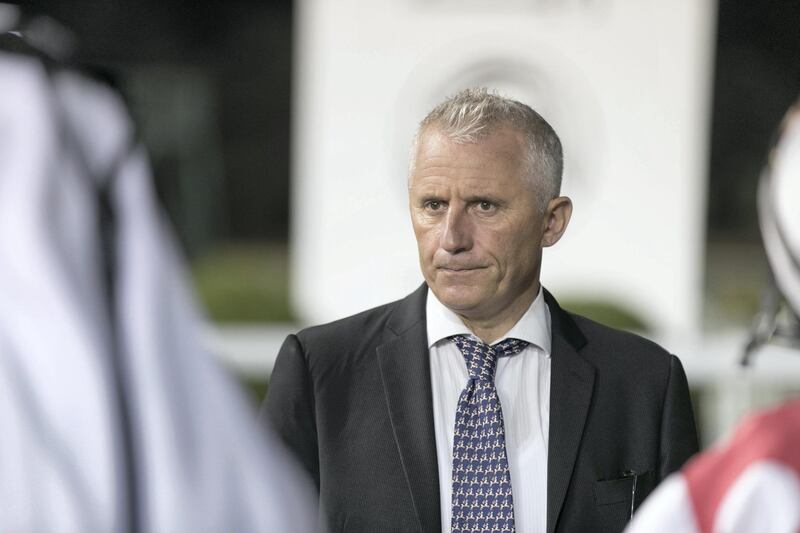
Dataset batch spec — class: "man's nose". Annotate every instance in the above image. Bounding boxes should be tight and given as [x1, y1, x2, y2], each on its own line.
[440, 205, 473, 254]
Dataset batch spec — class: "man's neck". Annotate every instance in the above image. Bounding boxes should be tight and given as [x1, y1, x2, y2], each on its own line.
[457, 283, 540, 344]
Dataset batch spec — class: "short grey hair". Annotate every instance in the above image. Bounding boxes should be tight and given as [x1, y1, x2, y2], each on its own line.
[410, 87, 563, 210]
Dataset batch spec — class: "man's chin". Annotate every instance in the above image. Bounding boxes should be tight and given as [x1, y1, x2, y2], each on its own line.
[430, 286, 486, 314]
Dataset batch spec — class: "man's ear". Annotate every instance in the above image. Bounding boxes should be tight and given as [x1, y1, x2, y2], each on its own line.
[541, 196, 573, 248]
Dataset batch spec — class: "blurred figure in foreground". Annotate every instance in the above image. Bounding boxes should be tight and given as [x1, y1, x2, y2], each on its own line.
[0, 7, 317, 532]
[626, 102, 800, 532]
[626, 400, 800, 532]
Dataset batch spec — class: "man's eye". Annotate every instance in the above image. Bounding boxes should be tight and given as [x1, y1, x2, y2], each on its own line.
[425, 201, 443, 211]
[478, 201, 494, 211]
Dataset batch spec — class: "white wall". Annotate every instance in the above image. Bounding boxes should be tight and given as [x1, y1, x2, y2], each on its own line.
[292, 0, 716, 337]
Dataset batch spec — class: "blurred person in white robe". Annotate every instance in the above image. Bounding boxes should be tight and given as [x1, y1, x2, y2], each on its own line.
[0, 7, 318, 533]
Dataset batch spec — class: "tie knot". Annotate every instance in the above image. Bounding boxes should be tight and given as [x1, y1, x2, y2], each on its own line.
[450, 335, 528, 381]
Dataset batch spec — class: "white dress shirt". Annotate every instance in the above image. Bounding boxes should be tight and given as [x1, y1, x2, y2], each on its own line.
[427, 287, 552, 533]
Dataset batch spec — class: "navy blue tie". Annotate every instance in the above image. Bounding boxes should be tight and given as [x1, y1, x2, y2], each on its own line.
[450, 335, 528, 533]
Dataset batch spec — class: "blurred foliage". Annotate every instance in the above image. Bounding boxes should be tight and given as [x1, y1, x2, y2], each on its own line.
[241, 376, 269, 406]
[559, 299, 650, 333]
[704, 241, 768, 330]
[192, 242, 293, 323]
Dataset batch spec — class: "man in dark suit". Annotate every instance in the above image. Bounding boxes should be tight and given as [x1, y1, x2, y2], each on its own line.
[263, 88, 699, 533]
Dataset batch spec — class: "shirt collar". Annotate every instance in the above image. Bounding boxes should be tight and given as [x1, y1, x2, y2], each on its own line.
[425, 286, 552, 357]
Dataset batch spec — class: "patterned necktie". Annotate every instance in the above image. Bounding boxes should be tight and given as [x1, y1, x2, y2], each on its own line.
[450, 335, 528, 533]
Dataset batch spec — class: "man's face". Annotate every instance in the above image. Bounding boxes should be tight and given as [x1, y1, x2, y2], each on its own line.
[409, 126, 555, 322]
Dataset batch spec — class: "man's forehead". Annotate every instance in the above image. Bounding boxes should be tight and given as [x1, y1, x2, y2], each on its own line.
[409, 174, 507, 193]
[408, 159, 534, 201]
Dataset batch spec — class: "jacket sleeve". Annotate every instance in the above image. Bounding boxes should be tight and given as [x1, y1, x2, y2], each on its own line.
[260, 334, 320, 489]
[658, 354, 699, 481]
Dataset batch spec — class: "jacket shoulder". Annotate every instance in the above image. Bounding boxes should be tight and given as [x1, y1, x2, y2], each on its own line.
[566, 311, 676, 369]
[290, 290, 423, 376]
[296, 298, 399, 346]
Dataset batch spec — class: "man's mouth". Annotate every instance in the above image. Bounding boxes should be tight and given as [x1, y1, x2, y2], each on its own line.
[437, 266, 487, 272]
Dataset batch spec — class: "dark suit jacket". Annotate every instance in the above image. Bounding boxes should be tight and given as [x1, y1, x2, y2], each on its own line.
[262, 285, 699, 533]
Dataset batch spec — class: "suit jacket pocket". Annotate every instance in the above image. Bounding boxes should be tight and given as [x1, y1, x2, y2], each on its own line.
[594, 470, 655, 507]
[594, 477, 632, 506]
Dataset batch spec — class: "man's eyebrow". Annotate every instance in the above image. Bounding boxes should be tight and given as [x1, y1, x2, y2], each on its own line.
[415, 192, 444, 201]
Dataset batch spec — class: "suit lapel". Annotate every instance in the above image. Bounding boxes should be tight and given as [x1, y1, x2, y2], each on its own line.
[377, 285, 441, 533]
[544, 290, 596, 533]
